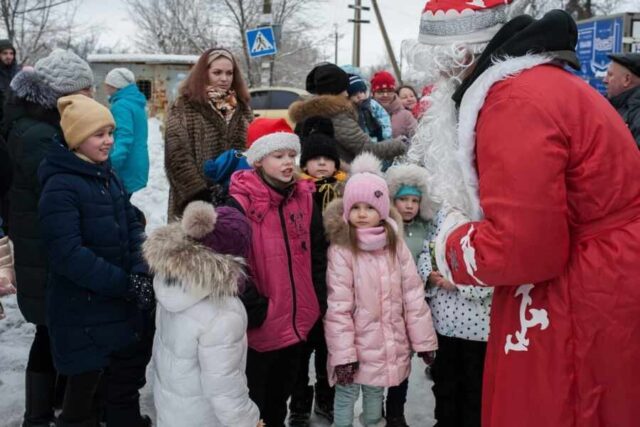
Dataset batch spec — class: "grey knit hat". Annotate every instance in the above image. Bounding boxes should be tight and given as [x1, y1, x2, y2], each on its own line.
[34, 49, 94, 95]
[105, 68, 135, 89]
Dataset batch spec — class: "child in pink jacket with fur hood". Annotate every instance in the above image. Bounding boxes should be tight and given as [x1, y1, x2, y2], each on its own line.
[323, 153, 438, 427]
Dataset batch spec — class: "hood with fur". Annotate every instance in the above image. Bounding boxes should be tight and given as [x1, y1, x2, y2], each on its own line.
[289, 94, 356, 124]
[324, 197, 404, 247]
[385, 164, 437, 221]
[10, 69, 61, 109]
[143, 223, 245, 311]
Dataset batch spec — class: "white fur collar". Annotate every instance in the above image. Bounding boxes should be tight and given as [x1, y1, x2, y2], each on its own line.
[456, 54, 552, 220]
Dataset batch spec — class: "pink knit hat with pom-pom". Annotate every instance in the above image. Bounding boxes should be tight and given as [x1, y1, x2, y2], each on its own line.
[342, 153, 390, 222]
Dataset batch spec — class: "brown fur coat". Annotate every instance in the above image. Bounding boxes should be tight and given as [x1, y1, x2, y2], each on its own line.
[164, 96, 252, 220]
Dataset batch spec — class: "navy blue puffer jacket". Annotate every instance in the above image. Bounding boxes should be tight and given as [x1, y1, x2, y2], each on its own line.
[38, 140, 148, 375]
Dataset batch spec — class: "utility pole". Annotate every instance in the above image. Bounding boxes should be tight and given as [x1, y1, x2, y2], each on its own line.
[334, 24, 339, 64]
[348, 0, 370, 67]
[261, 0, 273, 87]
[370, 0, 402, 83]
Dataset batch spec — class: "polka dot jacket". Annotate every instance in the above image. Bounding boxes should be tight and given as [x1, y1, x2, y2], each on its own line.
[417, 208, 493, 342]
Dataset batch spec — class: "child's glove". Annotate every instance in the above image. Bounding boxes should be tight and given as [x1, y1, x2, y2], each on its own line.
[335, 362, 358, 386]
[127, 273, 155, 310]
[419, 351, 437, 366]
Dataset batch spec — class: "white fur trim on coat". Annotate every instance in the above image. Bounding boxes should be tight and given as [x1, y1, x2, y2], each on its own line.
[245, 132, 300, 165]
[456, 54, 552, 221]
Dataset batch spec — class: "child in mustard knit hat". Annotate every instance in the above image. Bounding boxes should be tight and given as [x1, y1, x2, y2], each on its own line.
[37, 94, 154, 426]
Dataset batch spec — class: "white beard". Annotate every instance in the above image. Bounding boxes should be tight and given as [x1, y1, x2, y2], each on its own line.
[404, 42, 487, 217]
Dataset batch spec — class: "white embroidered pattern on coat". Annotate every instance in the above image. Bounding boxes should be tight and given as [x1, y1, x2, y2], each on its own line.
[504, 284, 549, 354]
[460, 225, 485, 286]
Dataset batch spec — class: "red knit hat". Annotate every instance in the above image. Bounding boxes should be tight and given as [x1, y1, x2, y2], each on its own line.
[245, 118, 300, 165]
[370, 71, 396, 93]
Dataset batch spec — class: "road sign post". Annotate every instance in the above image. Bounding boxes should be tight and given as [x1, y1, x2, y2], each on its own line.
[246, 27, 278, 59]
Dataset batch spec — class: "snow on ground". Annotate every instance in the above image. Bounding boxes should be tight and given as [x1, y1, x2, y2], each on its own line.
[0, 118, 436, 426]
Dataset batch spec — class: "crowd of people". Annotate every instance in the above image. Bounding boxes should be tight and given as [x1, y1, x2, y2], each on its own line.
[1, 0, 640, 427]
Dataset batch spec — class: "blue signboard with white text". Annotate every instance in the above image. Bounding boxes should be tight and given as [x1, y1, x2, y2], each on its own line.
[575, 17, 624, 94]
[246, 27, 278, 58]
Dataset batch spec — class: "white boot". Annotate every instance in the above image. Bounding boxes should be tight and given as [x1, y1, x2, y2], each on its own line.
[358, 413, 387, 427]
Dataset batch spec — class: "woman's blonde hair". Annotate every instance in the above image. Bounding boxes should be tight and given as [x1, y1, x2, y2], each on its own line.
[347, 220, 398, 259]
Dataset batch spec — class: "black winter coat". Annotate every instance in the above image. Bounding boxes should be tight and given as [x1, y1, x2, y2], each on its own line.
[610, 85, 640, 149]
[3, 84, 62, 325]
[38, 141, 148, 375]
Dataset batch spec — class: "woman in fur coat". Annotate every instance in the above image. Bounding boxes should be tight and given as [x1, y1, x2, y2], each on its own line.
[164, 48, 252, 220]
[145, 201, 262, 427]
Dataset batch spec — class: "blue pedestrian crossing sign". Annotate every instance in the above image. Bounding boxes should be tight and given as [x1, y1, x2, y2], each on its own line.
[246, 27, 278, 58]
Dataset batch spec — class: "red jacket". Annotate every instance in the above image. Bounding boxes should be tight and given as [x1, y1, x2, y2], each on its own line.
[444, 61, 640, 426]
[229, 170, 320, 352]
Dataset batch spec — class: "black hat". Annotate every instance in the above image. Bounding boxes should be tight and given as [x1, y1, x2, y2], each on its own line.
[305, 63, 349, 96]
[608, 53, 640, 77]
[453, 10, 580, 105]
[300, 116, 341, 170]
[0, 39, 15, 53]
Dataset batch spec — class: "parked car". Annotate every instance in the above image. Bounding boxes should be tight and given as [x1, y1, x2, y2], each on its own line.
[249, 87, 308, 126]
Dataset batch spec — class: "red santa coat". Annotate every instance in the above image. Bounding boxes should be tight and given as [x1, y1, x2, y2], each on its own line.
[438, 57, 640, 427]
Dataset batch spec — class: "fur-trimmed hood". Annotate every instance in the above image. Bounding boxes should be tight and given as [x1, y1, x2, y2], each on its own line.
[323, 197, 404, 247]
[10, 69, 61, 109]
[385, 164, 437, 221]
[143, 223, 245, 312]
[289, 94, 356, 124]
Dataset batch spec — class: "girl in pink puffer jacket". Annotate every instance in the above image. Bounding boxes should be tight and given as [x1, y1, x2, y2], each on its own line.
[323, 153, 438, 427]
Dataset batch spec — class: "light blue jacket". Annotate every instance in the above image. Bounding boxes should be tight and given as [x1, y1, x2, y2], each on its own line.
[369, 99, 393, 141]
[109, 84, 149, 194]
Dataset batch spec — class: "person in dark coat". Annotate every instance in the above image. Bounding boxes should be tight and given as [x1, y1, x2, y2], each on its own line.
[2, 49, 95, 427]
[605, 53, 640, 148]
[0, 39, 18, 235]
[39, 94, 153, 427]
[0, 39, 19, 122]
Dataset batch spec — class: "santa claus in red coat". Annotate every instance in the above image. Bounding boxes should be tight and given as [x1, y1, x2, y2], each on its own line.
[408, 2, 640, 426]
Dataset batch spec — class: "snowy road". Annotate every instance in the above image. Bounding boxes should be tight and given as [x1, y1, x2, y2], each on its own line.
[0, 119, 436, 426]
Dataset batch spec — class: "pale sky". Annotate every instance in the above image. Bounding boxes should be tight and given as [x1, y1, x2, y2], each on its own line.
[76, 0, 426, 67]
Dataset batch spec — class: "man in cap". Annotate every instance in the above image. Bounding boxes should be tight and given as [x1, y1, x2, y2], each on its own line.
[407, 1, 640, 426]
[104, 67, 149, 195]
[605, 53, 640, 147]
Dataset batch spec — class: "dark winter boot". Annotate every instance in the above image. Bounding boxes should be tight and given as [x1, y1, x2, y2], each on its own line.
[54, 375, 68, 410]
[313, 382, 334, 423]
[54, 416, 98, 427]
[22, 371, 56, 427]
[288, 385, 313, 427]
[385, 415, 410, 427]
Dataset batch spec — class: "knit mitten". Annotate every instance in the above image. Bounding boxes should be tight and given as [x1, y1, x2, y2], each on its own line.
[335, 362, 358, 386]
[419, 351, 437, 366]
[127, 273, 155, 310]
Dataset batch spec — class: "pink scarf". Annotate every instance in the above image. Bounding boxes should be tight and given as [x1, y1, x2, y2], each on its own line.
[356, 226, 387, 251]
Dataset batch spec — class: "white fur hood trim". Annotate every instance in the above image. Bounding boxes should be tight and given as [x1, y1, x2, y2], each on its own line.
[456, 54, 552, 220]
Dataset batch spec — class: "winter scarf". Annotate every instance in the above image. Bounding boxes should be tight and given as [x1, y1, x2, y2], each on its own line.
[300, 170, 347, 211]
[206, 87, 237, 123]
[356, 226, 387, 251]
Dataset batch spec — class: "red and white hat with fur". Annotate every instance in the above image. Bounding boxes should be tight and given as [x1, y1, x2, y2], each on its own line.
[419, 0, 530, 45]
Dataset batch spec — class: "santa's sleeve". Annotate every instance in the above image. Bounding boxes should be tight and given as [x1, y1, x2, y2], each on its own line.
[436, 97, 571, 286]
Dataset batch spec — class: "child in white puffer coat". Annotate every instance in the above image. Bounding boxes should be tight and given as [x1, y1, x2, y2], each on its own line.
[144, 201, 262, 427]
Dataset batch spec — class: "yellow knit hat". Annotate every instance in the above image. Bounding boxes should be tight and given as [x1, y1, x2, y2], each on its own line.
[57, 95, 115, 150]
